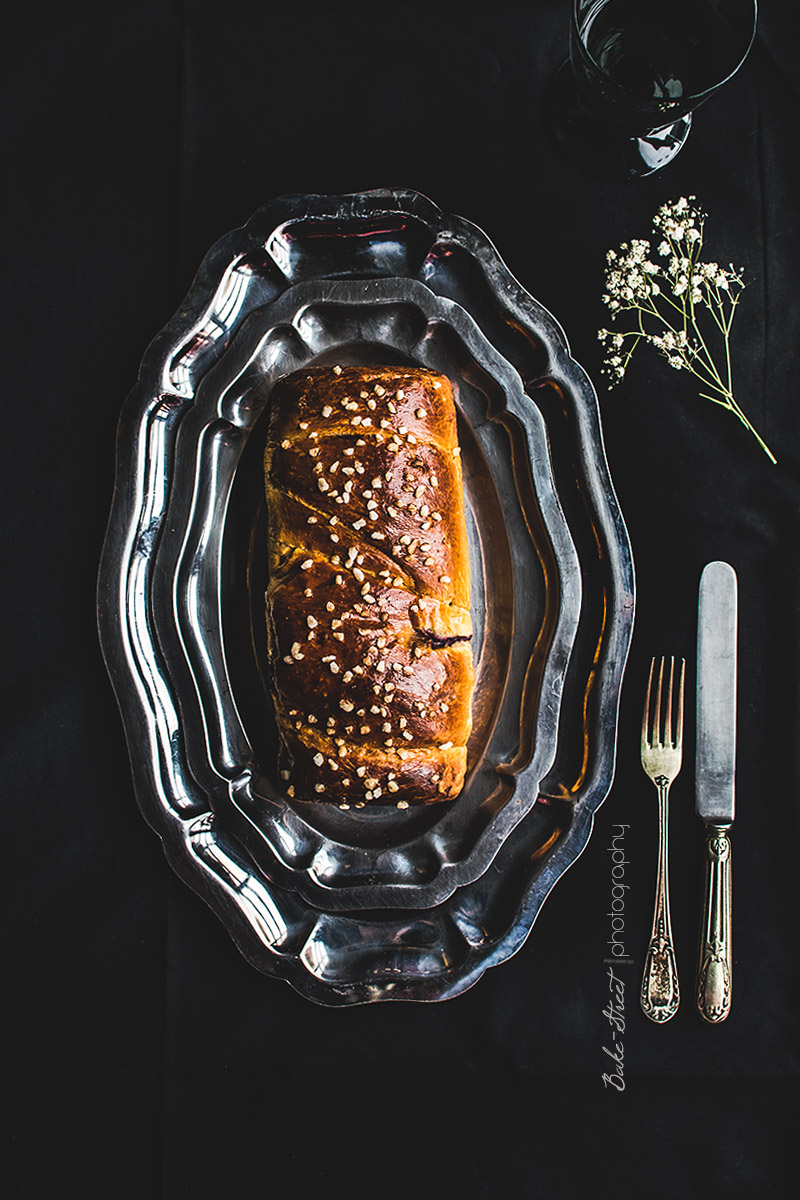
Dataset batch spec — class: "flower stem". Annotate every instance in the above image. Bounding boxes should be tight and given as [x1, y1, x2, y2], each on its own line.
[697, 390, 777, 463]
[601, 199, 778, 465]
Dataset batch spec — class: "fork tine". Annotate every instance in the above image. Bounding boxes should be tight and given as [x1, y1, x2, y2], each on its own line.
[642, 657, 655, 752]
[676, 658, 685, 747]
[654, 656, 665, 746]
[664, 656, 674, 746]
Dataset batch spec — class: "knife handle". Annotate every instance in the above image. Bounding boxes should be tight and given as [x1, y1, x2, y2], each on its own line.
[697, 825, 732, 1023]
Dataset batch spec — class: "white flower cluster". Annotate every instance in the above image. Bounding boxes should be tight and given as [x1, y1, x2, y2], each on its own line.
[598, 326, 695, 379]
[653, 197, 742, 302]
[661, 252, 741, 304]
[595, 197, 775, 462]
[648, 328, 695, 372]
[597, 327, 632, 381]
[603, 238, 661, 312]
[598, 196, 744, 386]
[652, 194, 700, 241]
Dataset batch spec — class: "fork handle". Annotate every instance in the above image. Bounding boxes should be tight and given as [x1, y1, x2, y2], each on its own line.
[641, 779, 680, 1022]
[697, 824, 732, 1023]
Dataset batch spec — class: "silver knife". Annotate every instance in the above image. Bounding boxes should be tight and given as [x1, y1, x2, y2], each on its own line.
[695, 560, 737, 1023]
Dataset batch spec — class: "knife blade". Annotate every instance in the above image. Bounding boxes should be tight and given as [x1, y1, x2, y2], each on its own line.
[695, 560, 737, 1023]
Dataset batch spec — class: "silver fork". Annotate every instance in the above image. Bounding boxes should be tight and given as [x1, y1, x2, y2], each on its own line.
[640, 656, 685, 1023]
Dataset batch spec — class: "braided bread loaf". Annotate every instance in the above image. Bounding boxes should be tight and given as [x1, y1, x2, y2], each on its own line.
[264, 365, 473, 808]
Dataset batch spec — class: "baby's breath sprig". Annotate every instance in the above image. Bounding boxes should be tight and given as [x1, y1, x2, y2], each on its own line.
[598, 197, 776, 464]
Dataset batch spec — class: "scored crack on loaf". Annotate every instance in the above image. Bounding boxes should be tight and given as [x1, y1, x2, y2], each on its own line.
[264, 364, 474, 809]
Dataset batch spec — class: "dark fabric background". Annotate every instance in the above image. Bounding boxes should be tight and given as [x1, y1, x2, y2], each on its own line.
[3, 0, 798, 1195]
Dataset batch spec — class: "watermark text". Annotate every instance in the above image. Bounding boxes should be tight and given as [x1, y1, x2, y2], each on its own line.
[601, 823, 631, 1091]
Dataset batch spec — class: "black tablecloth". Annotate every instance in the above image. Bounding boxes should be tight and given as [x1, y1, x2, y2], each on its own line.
[4, 1, 798, 1195]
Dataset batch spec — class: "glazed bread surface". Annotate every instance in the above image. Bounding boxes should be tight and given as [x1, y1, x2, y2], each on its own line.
[264, 364, 473, 808]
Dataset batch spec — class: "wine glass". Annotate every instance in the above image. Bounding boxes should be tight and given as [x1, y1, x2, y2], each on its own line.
[548, 0, 758, 180]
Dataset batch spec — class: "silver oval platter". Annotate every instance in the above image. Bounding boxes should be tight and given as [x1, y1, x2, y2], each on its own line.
[97, 189, 635, 1004]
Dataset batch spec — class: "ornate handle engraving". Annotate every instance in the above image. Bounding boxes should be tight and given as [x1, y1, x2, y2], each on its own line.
[697, 825, 732, 1023]
[641, 927, 680, 1022]
[641, 780, 680, 1022]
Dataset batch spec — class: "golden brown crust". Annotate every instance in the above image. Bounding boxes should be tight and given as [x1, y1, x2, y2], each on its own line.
[264, 365, 473, 808]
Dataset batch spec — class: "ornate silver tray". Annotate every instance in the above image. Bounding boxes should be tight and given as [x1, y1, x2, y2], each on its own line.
[97, 189, 634, 1003]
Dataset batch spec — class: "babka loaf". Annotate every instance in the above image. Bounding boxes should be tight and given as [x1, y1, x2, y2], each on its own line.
[264, 364, 473, 808]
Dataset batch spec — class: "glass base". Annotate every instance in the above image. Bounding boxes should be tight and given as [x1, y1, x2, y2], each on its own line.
[547, 59, 692, 181]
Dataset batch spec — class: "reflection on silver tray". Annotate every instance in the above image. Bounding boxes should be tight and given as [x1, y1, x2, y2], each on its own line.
[155, 279, 579, 910]
[97, 189, 634, 1004]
